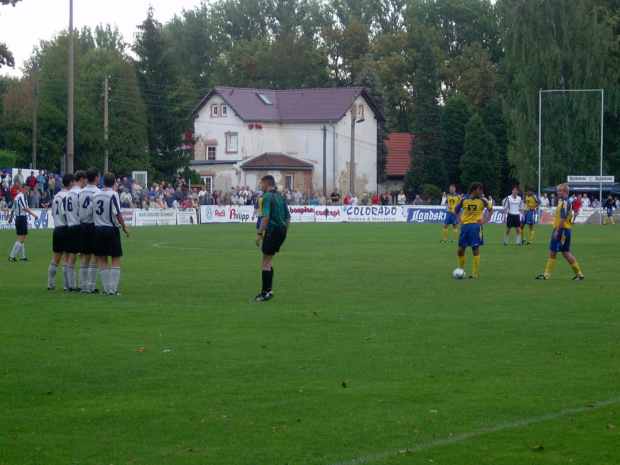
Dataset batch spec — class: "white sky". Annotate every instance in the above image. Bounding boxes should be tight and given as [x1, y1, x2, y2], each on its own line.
[0, 0, 205, 77]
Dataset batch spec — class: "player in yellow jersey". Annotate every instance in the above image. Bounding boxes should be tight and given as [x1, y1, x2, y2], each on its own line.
[455, 182, 492, 279]
[255, 194, 264, 230]
[522, 189, 540, 244]
[441, 184, 461, 243]
[536, 183, 584, 280]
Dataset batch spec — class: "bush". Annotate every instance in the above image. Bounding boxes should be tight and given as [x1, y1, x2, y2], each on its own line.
[0, 149, 17, 168]
[421, 184, 442, 203]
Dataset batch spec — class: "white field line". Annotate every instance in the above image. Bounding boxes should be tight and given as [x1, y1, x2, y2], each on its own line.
[329, 396, 620, 465]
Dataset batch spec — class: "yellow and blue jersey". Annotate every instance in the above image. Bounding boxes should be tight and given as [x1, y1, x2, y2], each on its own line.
[255, 196, 264, 229]
[554, 198, 574, 230]
[456, 196, 491, 225]
[446, 194, 461, 214]
[525, 195, 539, 211]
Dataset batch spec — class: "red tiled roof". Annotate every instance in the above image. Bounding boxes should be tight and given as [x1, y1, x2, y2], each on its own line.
[241, 153, 314, 171]
[192, 86, 385, 123]
[385, 133, 413, 178]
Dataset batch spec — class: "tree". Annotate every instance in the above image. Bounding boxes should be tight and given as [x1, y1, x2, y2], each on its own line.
[405, 31, 445, 192]
[461, 113, 499, 197]
[0, 0, 23, 68]
[440, 95, 471, 186]
[134, 7, 194, 179]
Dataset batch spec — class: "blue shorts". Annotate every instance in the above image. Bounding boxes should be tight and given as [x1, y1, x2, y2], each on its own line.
[459, 223, 483, 248]
[549, 228, 572, 253]
[524, 210, 536, 225]
[256, 216, 263, 230]
[444, 211, 459, 226]
[607, 208, 614, 217]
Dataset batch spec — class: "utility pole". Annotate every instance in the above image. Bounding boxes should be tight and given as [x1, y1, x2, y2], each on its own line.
[349, 105, 357, 195]
[322, 125, 327, 197]
[104, 76, 110, 173]
[66, 0, 75, 173]
[32, 75, 38, 169]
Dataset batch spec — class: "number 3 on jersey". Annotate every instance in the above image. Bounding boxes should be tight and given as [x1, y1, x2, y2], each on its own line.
[96, 200, 105, 216]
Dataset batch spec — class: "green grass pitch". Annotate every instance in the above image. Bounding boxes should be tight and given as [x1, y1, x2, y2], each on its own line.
[1, 223, 619, 465]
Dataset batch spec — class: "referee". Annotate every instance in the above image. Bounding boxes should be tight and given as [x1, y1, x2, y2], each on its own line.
[255, 175, 290, 302]
[8, 181, 39, 262]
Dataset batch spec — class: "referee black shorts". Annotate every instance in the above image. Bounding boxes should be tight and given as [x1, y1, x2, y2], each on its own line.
[507, 214, 521, 229]
[94, 226, 123, 258]
[15, 216, 28, 236]
[262, 226, 287, 256]
[80, 223, 97, 255]
[53, 226, 68, 254]
[65, 225, 82, 254]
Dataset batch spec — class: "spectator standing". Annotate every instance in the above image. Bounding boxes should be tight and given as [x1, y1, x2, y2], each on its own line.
[330, 190, 341, 205]
[371, 193, 380, 205]
[13, 169, 24, 185]
[397, 191, 407, 205]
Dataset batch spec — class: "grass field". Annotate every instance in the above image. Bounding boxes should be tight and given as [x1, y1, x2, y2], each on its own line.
[1, 223, 619, 465]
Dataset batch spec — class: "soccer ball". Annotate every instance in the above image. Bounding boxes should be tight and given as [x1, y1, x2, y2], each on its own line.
[452, 268, 466, 280]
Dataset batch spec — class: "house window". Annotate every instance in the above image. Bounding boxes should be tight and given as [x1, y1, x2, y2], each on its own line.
[201, 176, 213, 193]
[357, 104, 365, 122]
[285, 175, 294, 191]
[225, 132, 239, 153]
[221, 105, 228, 116]
[211, 104, 219, 117]
[207, 146, 216, 160]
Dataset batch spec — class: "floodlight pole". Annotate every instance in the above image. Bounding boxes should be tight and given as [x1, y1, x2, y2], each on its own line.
[599, 89, 605, 214]
[538, 89, 542, 198]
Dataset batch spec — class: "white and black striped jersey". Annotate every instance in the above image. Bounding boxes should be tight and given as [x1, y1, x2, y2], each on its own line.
[12, 192, 29, 217]
[66, 186, 82, 227]
[94, 189, 121, 228]
[78, 184, 100, 224]
[52, 190, 69, 227]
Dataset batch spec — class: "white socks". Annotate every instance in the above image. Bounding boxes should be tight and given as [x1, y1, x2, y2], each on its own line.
[109, 267, 121, 294]
[516, 234, 521, 245]
[21, 243, 26, 259]
[9, 241, 21, 258]
[63, 265, 71, 290]
[89, 264, 98, 292]
[48, 262, 58, 289]
[79, 266, 89, 291]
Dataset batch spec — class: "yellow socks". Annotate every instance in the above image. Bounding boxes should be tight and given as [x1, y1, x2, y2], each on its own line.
[453, 227, 459, 240]
[529, 228, 535, 242]
[544, 257, 556, 277]
[472, 255, 480, 278]
[458, 255, 466, 269]
[442, 228, 449, 241]
[570, 261, 583, 277]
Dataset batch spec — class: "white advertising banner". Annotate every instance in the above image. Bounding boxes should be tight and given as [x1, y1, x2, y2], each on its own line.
[288, 206, 317, 223]
[121, 209, 135, 227]
[134, 209, 177, 226]
[200, 205, 256, 224]
[314, 206, 345, 223]
[176, 209, 199, 225]
[343, 205, 405, 223]
[0, 208, 54, 230]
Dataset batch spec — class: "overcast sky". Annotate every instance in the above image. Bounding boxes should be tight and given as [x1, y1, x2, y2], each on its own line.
[0, 0, 205, 77]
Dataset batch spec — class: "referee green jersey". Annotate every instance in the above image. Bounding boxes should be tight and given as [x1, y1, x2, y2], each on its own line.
[262, 190, 290, 229]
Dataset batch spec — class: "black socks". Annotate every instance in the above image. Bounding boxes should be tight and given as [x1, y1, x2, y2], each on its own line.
[262, 268, 274, 293]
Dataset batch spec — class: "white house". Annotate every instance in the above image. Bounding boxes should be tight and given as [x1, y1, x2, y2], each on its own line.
[190, 86, 384, 195]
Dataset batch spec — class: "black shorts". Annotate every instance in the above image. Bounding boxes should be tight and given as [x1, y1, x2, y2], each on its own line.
[262, 226, 287, 256]
[15, 216, 28, 236]
[507, 214, 521, 228]
[65, 225, 82, 254]
[80, 223, 96, 255]
[94, 226, 123, 258]
[53, 226, 68, 254]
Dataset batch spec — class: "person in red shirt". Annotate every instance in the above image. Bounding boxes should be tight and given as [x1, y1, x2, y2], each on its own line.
[343, 193, 352, 205]
[371, 193, 380, 205]
[26, 171, 37, 190]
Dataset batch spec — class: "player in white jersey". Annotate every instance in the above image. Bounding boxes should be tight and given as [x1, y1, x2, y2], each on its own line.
[63, 171, 86, 291]
[78, 168, 101, 293]
[8, 180, 39, 262]
[502, 187, 524, 245]
[94, 173, 129, 295]
[48, 174, 74, 290]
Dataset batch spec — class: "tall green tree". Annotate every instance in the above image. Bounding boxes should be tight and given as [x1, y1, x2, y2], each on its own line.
[440, 95, 471, 186]
[405, 29, 445, 192]
[461, 113, 499, 197]
[134, 7, 195, 178]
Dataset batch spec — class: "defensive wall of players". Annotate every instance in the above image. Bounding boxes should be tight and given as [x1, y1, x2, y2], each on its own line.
[0, 205, 614, 230]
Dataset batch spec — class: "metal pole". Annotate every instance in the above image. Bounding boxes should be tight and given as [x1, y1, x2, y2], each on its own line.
[67, 0, 75, 173]
[104, 76, 109, 173]
[538, 89, 542, 198]
[600, 89, 605, 224]
[322, 125, 327, 197]
[350, 105, 356, 195]
[32, 76, 38, 169]
[332, 125, 337, 193]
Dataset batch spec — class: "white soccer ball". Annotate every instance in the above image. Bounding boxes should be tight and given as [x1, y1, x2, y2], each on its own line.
[452, 268, 466, 280]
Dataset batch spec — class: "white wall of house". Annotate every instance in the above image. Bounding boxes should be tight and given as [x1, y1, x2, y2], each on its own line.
[193, 94, 378, 194]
